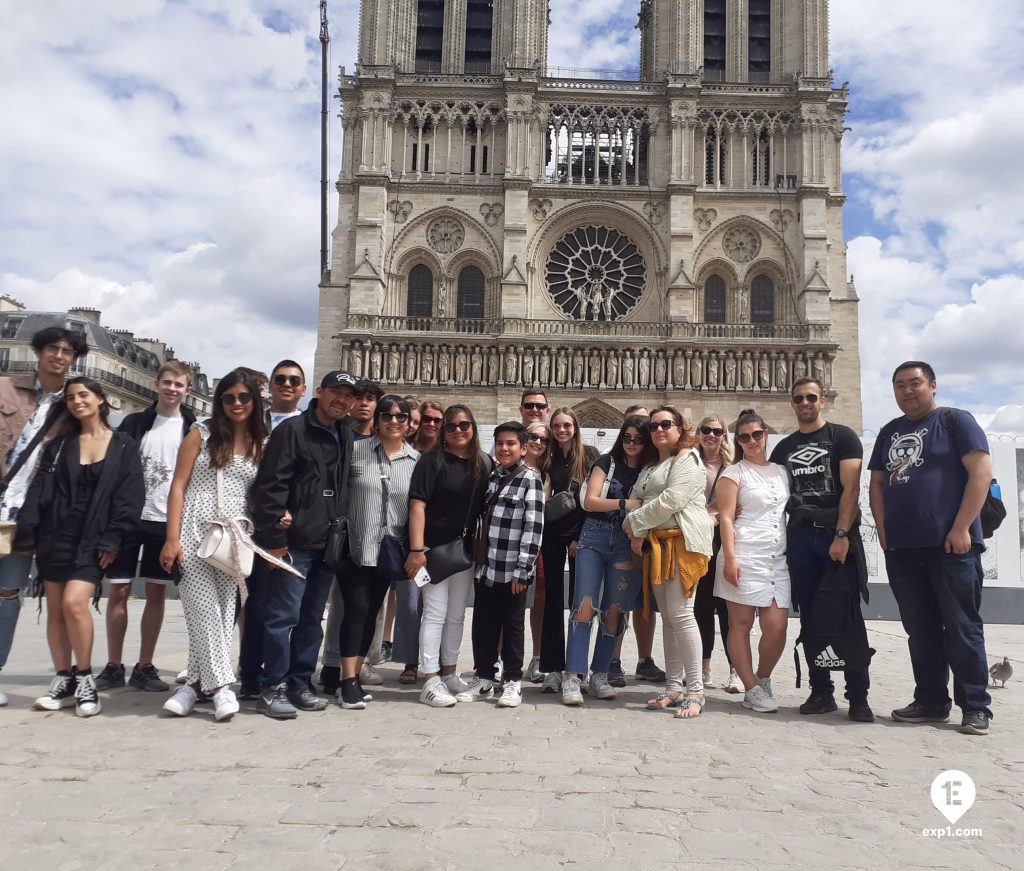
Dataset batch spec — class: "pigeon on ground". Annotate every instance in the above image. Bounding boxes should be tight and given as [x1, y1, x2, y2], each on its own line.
[989, 657, 1013, 688]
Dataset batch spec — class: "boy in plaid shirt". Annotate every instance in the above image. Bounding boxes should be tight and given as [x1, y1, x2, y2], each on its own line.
[459, 422, 544, 708]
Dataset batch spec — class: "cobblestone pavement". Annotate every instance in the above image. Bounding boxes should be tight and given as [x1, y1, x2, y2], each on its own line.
[0, 602, 1021, 870]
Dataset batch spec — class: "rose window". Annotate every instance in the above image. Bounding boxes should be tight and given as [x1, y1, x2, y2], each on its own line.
[723, 226, 760, 263]
[545, 226, 646, 321]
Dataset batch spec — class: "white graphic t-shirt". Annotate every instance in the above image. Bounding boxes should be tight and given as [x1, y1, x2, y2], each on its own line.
[140, 415, 184, 521]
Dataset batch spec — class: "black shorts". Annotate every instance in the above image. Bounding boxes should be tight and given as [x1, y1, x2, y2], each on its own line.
[107, 520, 173, 583]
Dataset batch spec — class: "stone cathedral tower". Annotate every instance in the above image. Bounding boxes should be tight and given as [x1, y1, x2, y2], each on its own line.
[315, 0, 860, 431]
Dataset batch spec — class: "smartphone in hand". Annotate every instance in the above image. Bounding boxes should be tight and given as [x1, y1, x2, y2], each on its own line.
[413, 565, 431, 588]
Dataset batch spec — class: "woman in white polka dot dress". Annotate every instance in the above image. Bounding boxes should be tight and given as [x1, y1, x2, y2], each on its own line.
[159, 369, 268, 721]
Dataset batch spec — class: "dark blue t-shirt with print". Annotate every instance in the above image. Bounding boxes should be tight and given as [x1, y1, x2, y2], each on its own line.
[867, 407, 989, 549]
[584, 454, 641, 523]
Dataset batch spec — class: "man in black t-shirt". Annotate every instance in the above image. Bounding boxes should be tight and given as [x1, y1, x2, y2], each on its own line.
[770, 377, 873, 722]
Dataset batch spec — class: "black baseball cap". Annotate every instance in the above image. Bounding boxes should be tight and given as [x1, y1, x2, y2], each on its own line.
[320, 370, 357, 390]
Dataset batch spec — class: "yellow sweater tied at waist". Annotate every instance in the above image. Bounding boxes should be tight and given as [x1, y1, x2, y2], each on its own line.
[642, 527, 709, 615]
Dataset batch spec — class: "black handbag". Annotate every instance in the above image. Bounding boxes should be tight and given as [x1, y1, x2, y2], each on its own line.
[544, 488, 577, 522]
[425, 472, 479, 583]
[323, 518, 349, 570]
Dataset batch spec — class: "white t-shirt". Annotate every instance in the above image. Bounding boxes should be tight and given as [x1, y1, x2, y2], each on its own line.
[270, 409, 302, 430]
[140, 415, 184, 521]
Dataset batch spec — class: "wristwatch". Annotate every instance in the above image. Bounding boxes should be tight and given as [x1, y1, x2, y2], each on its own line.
[834, 529, 848, 539]
[618, 499, 626, 511]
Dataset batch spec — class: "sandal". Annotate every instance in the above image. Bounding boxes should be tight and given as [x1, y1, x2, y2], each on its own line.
[399, 666, 418, 685]
[645, 691, 683, 710]
[673, 694, 706, 719]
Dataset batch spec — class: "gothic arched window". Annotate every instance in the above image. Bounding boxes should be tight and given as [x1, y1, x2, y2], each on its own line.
[751, 274, 775, 322]
[704, 0, 726, 81]
[704, 275, 726, 323]
[464, 1, 493, 73]
[457, 266, 485, 319]
[748, 0, 771, 82]
[415, 1, 444, 73]
[407, 265, 434, 317]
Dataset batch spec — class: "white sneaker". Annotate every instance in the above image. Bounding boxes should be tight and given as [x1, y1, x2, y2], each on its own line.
[496, 680, 522, 708]
[175, 669, 188, 685]
[0, 688, 8, 707]
[455, 676, 493, 702]
[702, 662, 713, 687]
[588, 672, 617, 700]
[524, 656, 543, 683]
[542, 670, 563, 693]
[213, 687, 239, 721]
[359, 663, 384, 686]
[725, 669, 744, 694]
[561, 676, 584, 706]
[758, 676, 775, 699]
[742, 684, 778, 713]
[442, 673, 471, 696]
[163, 685, 198, 717]
[420, 677, 457, 708]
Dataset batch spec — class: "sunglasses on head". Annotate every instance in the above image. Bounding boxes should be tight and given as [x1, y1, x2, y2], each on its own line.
[527, 433, 550, 445]
[273, 374, 303, 387]
[378, 412, 409, 423]
[222, 392, 253, 406]
[647, 420, 676, 432]
[521, 402, 548, 411]
[736, 429, 766, 444]
[621, 435, 646, 445]
[444, 421, 473, 433]
[791, 393, 820, 405]
[700, 426, 725, 437]
[421, 415, 443, 426]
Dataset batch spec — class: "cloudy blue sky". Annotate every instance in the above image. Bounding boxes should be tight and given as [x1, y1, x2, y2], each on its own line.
[2, 1, 1022, 432]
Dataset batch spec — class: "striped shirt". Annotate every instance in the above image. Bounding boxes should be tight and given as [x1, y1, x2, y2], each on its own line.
[346, 436, 420, 567]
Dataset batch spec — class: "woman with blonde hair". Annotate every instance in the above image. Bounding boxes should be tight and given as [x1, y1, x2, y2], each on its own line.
[624, 406, 713, 719]
[693, 415, 742, 692]
[539, 407, 597, 692]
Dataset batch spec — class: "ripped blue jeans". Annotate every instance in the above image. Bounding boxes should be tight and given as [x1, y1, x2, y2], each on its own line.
[565, 519, 642, 677]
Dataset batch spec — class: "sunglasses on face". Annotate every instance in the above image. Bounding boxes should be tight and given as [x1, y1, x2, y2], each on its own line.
[421, 415, 443, 426]
[791, 393, 820, 405]
[736, 429, 766, 444]
[521, 402, 548, 411]
[444, 421, 473, 433]
[273, 374, 303, 387]
[700, 426, 725, 437]
[527, 433, 550, 445]
[378, 412, 409, 423]
[222, 393, 253, 406]
[647, 420, 676, 432]
[621, 435, 646, 446]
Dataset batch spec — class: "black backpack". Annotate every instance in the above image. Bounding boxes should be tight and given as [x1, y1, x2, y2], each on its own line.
[793, 560, 874, 686]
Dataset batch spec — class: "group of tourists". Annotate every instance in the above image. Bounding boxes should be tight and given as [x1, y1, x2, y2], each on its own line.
[0, 327, 995, 735]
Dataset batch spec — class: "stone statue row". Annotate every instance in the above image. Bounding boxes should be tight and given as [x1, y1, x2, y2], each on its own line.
[344, 339, 831, 393]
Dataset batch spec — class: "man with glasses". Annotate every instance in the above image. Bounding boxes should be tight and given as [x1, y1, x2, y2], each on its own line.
[868, 361, 993, 736]
[96, 361, 195, 695]
[0, 327, 87, 706]
[770, 377, 873, 722]
[243, 371, 356, 719]
[266, 360, 307, 431]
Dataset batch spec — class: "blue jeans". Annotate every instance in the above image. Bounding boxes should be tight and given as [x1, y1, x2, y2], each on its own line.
[788, 524, 870, 701]
[239, 549, 335, 691]
[885, 545, 992, 715]
[565, 520, 642, 677]
[0, 553, 33, 672]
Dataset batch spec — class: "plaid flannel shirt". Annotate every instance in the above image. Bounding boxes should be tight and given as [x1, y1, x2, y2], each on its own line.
[476, 460, 545, 586]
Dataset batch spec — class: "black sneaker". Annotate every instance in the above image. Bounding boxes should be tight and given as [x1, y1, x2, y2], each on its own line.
[380, 641, 394, 664]
[286, 686, 328, 712]
[33, 671, 78, 711]
[891, 701, 949, 723]
[848, 701, 875, 723]
[338, 678, 366, 710]
[959, 710, 990, 735]
[129, 663, 169, 692]
[94, 662, 125, 690]
[799, 691, 838, 715]
[75, 671, 101, 718]
[634, 657, 666, 683]
[319, 665, 340, 695]
[237, 685, 260, 701]
[607, 659, 627, 688]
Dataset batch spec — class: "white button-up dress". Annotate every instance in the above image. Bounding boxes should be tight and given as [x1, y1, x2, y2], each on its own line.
[713, 460, 791, 608]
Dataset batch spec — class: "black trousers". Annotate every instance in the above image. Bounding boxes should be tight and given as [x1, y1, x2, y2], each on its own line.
[472, 579, 528, 682]
[338, 564, 390, 659]
[693, 533, 731, 663]
[539, 531, 576, 673]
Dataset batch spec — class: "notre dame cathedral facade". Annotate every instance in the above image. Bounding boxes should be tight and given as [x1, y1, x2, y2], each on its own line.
[315, 0, 861, 431]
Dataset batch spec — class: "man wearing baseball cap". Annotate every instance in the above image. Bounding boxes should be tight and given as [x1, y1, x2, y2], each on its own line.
[242, 370, 356, 718]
